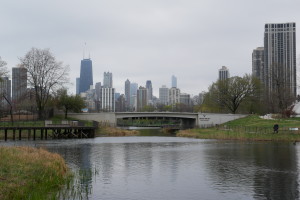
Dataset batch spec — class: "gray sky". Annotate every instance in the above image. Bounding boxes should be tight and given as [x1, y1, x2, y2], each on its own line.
[1, 0, 300, 96]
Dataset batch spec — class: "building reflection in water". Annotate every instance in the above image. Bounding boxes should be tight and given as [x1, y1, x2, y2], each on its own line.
[204, 142, 299, 200]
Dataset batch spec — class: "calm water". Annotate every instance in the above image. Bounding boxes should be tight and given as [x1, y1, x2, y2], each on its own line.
[2, 136, 300, 200]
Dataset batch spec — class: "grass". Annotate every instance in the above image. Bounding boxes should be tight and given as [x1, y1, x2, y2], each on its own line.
[177, 115, 300, 142]
[96, 126, 139, 136]
[0, 146, 71, 200]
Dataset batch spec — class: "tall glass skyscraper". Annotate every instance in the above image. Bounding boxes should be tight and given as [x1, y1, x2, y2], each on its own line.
[264, 22, 296, 97]
[146, 80, 153, 101]
[79, 58, 93, 94]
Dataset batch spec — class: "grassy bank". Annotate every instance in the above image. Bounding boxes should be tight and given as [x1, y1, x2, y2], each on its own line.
[177, 115, 300, 142]
[0, 146, 71, 200]
[96, 126, 139, 136]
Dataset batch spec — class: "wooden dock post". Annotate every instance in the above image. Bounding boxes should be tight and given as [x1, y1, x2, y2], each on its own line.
[13, 129, 15, 140]
[28, 129, 31, 140]
[41, 128, 44, 140]
[45, 129, 48, 140]
[19, 129, 22, 140]
[4, 129, 7, 141]
[33, 129, 36, 140]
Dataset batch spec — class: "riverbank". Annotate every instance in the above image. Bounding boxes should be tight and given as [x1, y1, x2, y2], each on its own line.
[0, 146, 70, 200]
[177, 115, 300, 142]
[96, 126, 139, 136]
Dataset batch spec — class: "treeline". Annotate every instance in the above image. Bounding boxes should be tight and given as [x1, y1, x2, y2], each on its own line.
[199, 74, 296, 117]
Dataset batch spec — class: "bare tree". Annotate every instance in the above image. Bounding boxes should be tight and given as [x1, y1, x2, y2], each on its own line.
[203, 74, 262, 114]
[19, 48, 69, 119]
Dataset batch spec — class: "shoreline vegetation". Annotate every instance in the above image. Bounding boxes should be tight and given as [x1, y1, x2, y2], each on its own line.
[177, 115, 300, 142]
[96, 126, 140, 136]
[0, 146, 71, 200]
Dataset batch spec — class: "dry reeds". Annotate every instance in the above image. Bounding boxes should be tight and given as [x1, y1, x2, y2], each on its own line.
[0, 146, 70, 200]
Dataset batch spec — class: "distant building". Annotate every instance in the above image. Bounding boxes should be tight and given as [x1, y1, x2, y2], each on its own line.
[130, 83, 138, 107]
[0, 77, 11, 106]
[76, 77, 80, 95]
[146, 80, 153, 102]
[171, 75, 177, 88]
[137, 86, 147, 111]
[169, 87, 180, 106]
[101, 87, 115, 112]
[116, 94, 126, 112]
[12, 66, 27, 102]
[103, 72, 113, 88]
[180, 93, 191, 106]
[219, 66, 229, 80]
[95, 82, 102, 101]
[159, 85, 169, 105]
[252, 47, 264, 83]
[79, 58, 93, 94]
[125, 79, 131, 108]
[264, 22, 296, 97]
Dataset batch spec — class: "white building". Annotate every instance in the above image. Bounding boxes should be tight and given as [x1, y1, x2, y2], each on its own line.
[101, 87, 115, 112]
[159, 85, 169, 105]
[169, 87, 180, 105]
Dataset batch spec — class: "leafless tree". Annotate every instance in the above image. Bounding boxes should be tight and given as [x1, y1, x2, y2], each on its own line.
[19, 48, 69, 119]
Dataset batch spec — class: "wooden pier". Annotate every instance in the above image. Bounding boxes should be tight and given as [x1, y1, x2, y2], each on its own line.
[0, 126, 96, 141]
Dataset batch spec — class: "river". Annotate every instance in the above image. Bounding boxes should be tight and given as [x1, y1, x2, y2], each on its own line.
[1, 134, 299, 200]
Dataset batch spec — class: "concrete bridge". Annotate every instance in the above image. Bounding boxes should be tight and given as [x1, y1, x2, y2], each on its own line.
[69, 112, 247, 129]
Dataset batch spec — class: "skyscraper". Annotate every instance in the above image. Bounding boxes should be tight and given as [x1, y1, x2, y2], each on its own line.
[79, 58, 93, 94]
[159, 85, 169, 105]
[137, 86, 147, 111]
[130, 83, 138, 107]
[12, 66, 27, 102]
[125, 79, 131, 108]
[169, 87, 180, 106]
[101, 87, 115, 112]
[76, 77, 80, 95]
[103, 72, 113, 88]
[171, 75, 177, 88]
[264, 22, 296, 97]
[146, 80, 153, 102]
[218, 66, 230, 80]
[252, 47, 264, 83]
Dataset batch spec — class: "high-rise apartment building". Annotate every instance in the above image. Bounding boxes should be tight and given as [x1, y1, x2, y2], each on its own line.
[95, 82, 102, 101]
[159, 85, 169, 105]
[103, 72, 113, 88]
[79, 58, 93, 94]
[218, 66, 230, 80]
[169, 87, 180, 106]
[137, 86, 147, 111]
[252, 47, 264, 83]
[146, 80, 153, 102]
[130, 83, 138, 107]
[101, 87, 115, 112]
[12, 66, 27, 102]
[264, 22, 296, 97]
[171, 75, 177, 88]
[125, 79, 131, 108]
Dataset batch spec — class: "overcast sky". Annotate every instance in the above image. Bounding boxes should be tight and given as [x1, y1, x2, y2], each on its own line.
[1, 0, 300, 96]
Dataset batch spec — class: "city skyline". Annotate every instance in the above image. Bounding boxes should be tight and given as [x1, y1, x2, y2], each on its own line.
[1, 1, 300, 97]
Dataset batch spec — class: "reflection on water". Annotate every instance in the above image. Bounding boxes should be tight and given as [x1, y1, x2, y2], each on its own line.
[1, 137, 300, 200]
